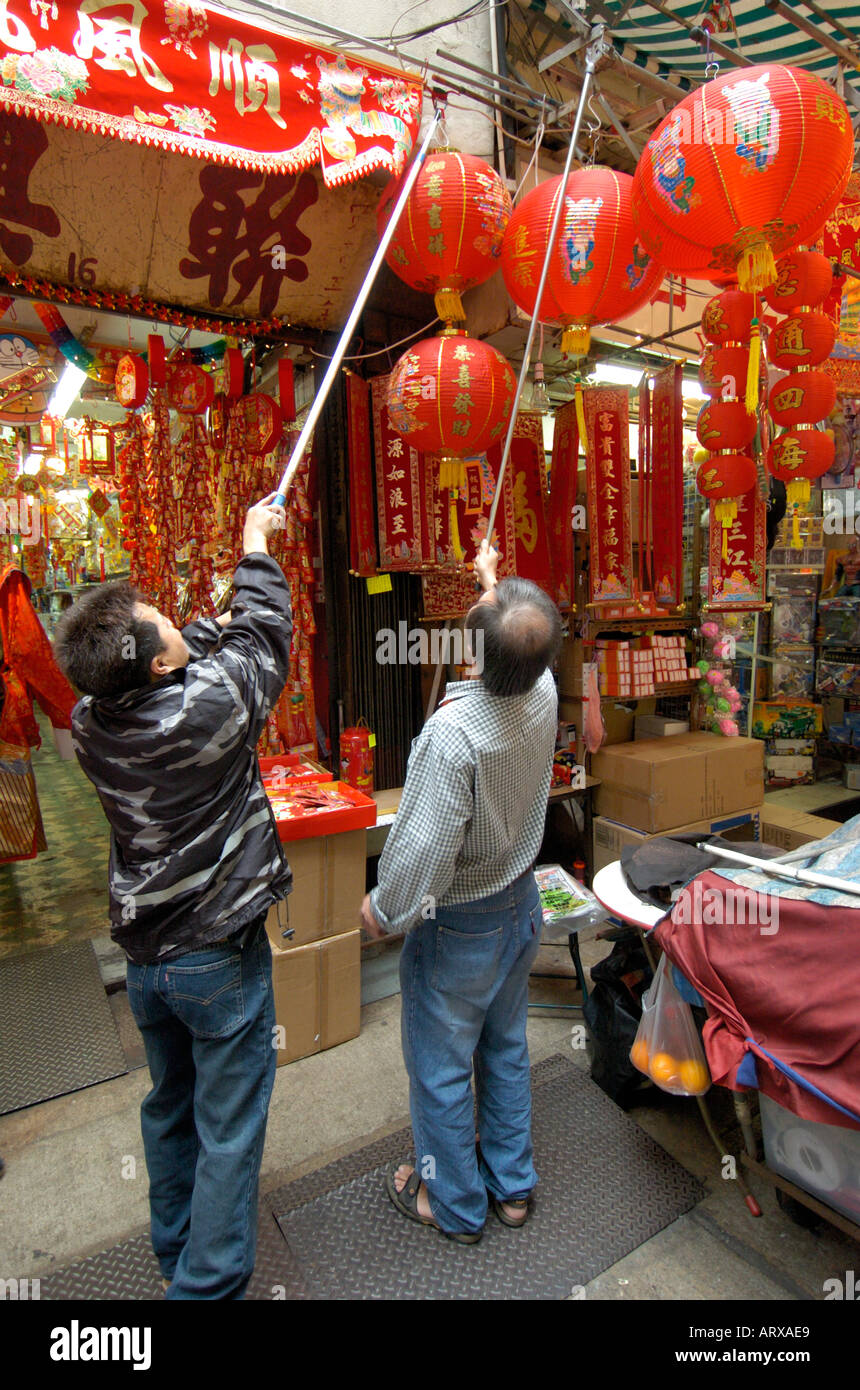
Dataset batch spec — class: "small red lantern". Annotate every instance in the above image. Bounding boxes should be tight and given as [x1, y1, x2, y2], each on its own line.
[769, 310, 836, 369]
[696, 453, 756, 500]
[387, 328, 516, 472]
[633, 65, 853, 292]
[701, 290, 755, 346]
[114, 353, 149, 410]
[380, 150, 512, 322]
[501, 166, 664, 356]
[240, 392, 283, 456]
[697, 399, 757, 451]
[768, 370, 836, 426]
[699, 344, 749, 399]
[763, 250, 834, 313]
[768, 426, 835, 529]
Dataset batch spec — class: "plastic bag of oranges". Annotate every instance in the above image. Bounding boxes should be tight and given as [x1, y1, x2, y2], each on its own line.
[629, 954, 711, 1096]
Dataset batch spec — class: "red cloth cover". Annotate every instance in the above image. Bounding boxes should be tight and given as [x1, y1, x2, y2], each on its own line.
[653, 870, 860, 1132]
[0, 565, 76, 752]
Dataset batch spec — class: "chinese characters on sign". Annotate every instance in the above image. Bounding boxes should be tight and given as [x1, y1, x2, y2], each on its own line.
[346, 373, 377, 577]
[649, 364, 684, 608]
[707, 490, 767, 609]
[584, 388, 633, 604]
[548, 400, 580, 610]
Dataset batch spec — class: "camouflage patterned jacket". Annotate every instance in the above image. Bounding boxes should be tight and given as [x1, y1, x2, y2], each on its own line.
[71, 554, 293, 963]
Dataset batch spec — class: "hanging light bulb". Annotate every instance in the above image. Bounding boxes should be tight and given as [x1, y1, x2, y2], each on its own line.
[530, 360, 551, 415]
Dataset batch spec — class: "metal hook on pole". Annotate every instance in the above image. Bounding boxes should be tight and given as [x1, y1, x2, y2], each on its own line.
[485, 29, 609, 544]
[273, 99, 445, 508]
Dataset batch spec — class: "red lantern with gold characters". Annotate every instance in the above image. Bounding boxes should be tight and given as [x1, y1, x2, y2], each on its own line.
[501, 166, 664, 356]
[114, 353, 148, 410]
[768, 426, 835, 526]
[768, 370, 836, 427]
[633, 65, 853, 293]
[762, 250, 834, 314]
[699, 344, 750, 399]
[380, 150, 512, 323]
[696, 451, 757, 556]
[697, 400, 757, 451]
[769, 310, 836, 369]
[701, 290, 755, 346]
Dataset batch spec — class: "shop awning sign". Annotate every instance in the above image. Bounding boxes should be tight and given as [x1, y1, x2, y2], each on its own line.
[0, 1, 422, 187]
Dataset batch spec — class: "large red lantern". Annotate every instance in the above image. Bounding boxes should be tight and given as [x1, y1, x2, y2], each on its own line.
[387, 328, 516, 478]
[633, 65, 853, 292]
[380, 150, 512, 322]
[501, 166, 664, 356]
[768, 370, 836, 426]
[762, 250, 834, 314]
[701, 290, 755, 346]
[697, 399, 757, 450]
[769, 310, 836, 369]
[699, 344, 749, 399]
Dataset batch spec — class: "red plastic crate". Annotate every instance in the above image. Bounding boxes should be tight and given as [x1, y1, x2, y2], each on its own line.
[258, 754, 333, 786]
[267, 780, 377, 841]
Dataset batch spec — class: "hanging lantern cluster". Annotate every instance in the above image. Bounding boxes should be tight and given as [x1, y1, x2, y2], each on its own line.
[379, 149, 512, 323]
[632, 65, 853, 295]
[500, 165, 664, 357]
[695, 288, 758, 555]
[764, 249, 837, 540]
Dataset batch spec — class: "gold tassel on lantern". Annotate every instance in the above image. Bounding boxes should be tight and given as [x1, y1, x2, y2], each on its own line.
[746, 300, 761, 416]
[574, 380, 588, 456]
[737, 239, 777, 295]
[714, 499, 738, 560]
[449, 495, 464, 562]
[561, 324, 591, 358]
[438, 455, 466, 491]
[434, 288, 467, 323]
[787, 477, 812, 549]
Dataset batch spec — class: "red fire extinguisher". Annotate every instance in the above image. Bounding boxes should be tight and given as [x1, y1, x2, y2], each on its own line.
[340, 719, 374, 793]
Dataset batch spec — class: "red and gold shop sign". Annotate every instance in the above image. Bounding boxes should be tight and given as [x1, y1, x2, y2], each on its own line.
[650, 363, 684, 608]
[0, 2, 421, 187]
[584, 388, 633, 605]
[707, 490, 767, 610]
[547, 400, 579, 610]
[818, 172, 860, 394]
[371, 373, 428, 571]
[346, 372, 377, 578]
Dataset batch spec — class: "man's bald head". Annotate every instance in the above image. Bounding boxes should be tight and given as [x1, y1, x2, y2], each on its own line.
[465, 577, 562, 696]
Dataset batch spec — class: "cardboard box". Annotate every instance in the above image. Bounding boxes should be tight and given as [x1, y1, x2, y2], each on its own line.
[592, 806, 761, 876]
[265, 828, 366, 948]
[635, 715, 690, 739]
[759, 805, 842, 852]
[591, 732, 764, 834]
[267, 924, 361, 1067]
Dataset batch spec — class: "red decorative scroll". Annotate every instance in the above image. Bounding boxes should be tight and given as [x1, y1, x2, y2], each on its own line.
[707, 491, 767, 610]
[505, 411, 552, 593]
[819, 173, 860, 394]
[345, 372, 376, 577]
[584, 388, 633, 605]
[547, 400, 579, 609]
[371, 374, 426, 570]
[650, 363, 684, 608]
[0, 3, 421, 188]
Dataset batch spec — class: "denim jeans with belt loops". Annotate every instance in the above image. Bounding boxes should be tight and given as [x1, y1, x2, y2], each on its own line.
[399, 868, 543, 1234]
[126, 921, 276, 1300]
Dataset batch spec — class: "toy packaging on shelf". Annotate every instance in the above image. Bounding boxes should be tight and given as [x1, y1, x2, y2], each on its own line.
[751, 700, 823, 739]
[533, 865, 605, 942]
[629, 954, 711, 1096]
[818, 598, 860, 648]
[771, 595, 817, 644]
[817, 658, 860, 700]
[770, 646, 817, 699]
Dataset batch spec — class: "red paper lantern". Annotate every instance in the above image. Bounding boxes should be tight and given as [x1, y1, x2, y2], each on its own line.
[240, 392, 282, 456]
[501, 166, 664, 356]
[695, 452, 756, 500]
[632, 65, 853, 292]
[380, 150, 512, 322]
[767, 425, 835, 520]
[699, 344, 749, 399]
[167, 363, 213, 415]
[762, 249, 833, 312]
[701, 290, 755, 346]
[768, 310, 836, 369]
[387, 328, 516, 470]
[768, 369, 836, 426]
[697, 399, 757, 451]
[114, 353, 148, 409]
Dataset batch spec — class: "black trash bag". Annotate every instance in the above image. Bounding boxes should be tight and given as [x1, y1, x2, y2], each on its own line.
[583, 928, 654, 1108]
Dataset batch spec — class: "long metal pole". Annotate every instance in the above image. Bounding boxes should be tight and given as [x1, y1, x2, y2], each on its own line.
[696, 839, 860, 899]
[486, 39, 603, 540]
[273, 105, 442, 506]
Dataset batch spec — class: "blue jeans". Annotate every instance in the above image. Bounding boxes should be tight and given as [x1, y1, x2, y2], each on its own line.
[126, 923, 276, 1300]
[399, 870, 543, 1234]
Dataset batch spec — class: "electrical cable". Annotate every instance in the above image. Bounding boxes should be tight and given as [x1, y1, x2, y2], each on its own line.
[309, 316, 441, 362]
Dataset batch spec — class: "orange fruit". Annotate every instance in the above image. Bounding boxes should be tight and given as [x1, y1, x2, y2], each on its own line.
[648, 1052, 678, 1086]
[630, 1039, 649, 1073]
[679, 1058, 710, 1094]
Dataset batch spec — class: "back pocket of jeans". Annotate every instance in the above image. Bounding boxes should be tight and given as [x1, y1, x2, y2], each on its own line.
[432, 924, 504, 999]
[165, 956, 245, 1039]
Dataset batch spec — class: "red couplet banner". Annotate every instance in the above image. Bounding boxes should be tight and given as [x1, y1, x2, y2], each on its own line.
[584, 387, 633, 605]
[345, 373, 377, 578]
[650, 362, 684, 609]
[707, 491, 767, 610]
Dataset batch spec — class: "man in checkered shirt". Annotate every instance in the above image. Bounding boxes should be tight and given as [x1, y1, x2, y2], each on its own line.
[362, 540, 561, 1243]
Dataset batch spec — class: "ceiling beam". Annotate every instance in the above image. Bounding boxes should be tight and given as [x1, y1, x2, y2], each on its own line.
[764, 0, 860, 67]
[639, 0, 753, 68]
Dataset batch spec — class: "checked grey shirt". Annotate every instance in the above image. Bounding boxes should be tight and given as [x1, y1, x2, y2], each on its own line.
[369, 667, 557, 935]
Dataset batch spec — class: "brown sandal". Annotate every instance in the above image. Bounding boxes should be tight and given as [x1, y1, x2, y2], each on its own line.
[386, 1162, 483, 1245]
[491, 1194, 531, 1228]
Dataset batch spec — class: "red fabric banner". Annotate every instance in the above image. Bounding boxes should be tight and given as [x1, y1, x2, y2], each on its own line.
[371, 373, 429, 571]
[707, 490, 767, 610]
[345, 372, 376, 578]
[547, 400, 579, 610]
[819, 172, 860, 394]
[0, 2, 421, 186]
[584, 387, 633, 605]
[650, 363, 684, 609]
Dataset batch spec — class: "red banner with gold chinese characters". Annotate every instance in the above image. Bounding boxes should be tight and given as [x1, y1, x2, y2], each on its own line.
[650, 363, 684, 609]
[371, 374, 429, 570]
[818, 173, 860, 394]
[548, 400, 579, 610]
[584, 388, 633, 605]
[707, 491, 767, 610]
[346, 372, 377, 577]
[0, 2, 421, 187]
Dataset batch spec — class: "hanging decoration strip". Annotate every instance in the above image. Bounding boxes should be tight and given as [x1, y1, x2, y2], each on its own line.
[649, 363, 685, 610]
[584, 387, 633, 606]
[547, 400, 579, 611]
[0, 3, 421, 188]
[32, 301, 99, 377]
[345, 373, 377, 578]
[707, 491, 767, 611]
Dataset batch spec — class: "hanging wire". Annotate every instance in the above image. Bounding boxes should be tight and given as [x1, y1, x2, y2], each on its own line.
[513, 108, 546, 201]
[309, 316, 441, 363]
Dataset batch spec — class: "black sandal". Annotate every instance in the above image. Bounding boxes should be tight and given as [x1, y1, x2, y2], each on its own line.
[385, 1162, 483, 1245]
[490, 1194, 531, 1228]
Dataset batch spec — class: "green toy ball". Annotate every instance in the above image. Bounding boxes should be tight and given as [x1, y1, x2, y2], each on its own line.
[716, 697, 730, 713]
[697, 659, 709, 674]
[698, 680, 712, 696]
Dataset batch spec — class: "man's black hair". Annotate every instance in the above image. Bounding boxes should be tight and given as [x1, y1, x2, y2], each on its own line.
[465, 577, 562, 696]
[54, 581, 165, 698]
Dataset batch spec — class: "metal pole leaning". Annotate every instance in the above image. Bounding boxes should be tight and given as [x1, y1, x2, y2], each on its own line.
[273, 103, 444, 507]
[485, 34, 605, 541]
